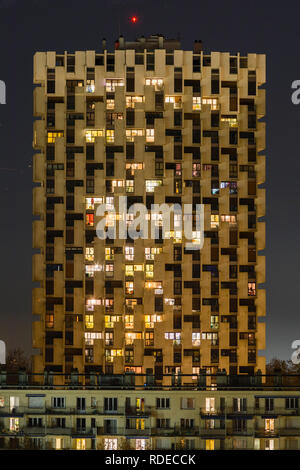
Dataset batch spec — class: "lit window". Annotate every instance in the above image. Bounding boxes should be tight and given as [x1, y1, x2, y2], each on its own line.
[145, 264, 154, 278]
[248, 282, 256, 296]
[202, 97, 219, 110]
[210, 315, 219, 329]
[192, 163, 201, 177]
[47, 131, 64, 143]
[145, 281, 162, 289]
[9, 418, 19, 432]
[85, 197, 104, 210]
[265, 439, 274, 450]
[220, 215, 237, 224]
[105, 263, 114, 277]
[106, 130, 114, 143]
[126, 129, 144, 142]
[85, 247, 94, 261]
[125, 265, 134, 277]
[86, 213, 94, 226]
[145, 179, 162, 192]
[85, 315, 94, 329]
[221, 116, 238, 127]
[206, 439, 214, 451]
[105, 349, 123, 362]
[85, 264, 103, 277]
[105, 79, 124, 92]
[85, 129, 104, 142]
[126, 96, 144, 108]
[105, 315, 121, 328]
[205, 398, 216, 413]
[192, 332, 201, 346]
[125, 282, 134, 295]
[125, 332, 142, 345]
[165, 298, 175, 306]
[126, 163, 144, 175]
[46, 314, 54, 329]
[106, 99, 114, 109]
[86, 80, 95, 93]
[165, 96, 182, 108]
[105, 248, 114, 261]
[265, 419, 275, 433]
[145, 247, 162, 260]
[145, 314, 162, 328]
[104, 438, 118, 450]
[125, 315, 134, 329]
[211, 215, 219, 228]
[192, 96, 201, 110]
[165, 332, 181, 345]
[75, 439, 86, 450]
[85, 332, 102, 344]
[126, 180, 134, 192]
[125, 246, 134, 260]
[146, 128, 155, 142]
[145, 78, 163, 88]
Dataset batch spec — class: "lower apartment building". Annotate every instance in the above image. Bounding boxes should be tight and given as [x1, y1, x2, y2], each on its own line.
[0, 373, 299, 450]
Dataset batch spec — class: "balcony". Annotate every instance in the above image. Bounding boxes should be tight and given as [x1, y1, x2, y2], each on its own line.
[199, 428, 226, 438]
[125, 406, 151, 417]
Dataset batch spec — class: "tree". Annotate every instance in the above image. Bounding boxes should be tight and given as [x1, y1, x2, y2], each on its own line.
[6, 348, 31, 372]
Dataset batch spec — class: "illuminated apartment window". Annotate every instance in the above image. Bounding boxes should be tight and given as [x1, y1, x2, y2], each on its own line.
[85, 332, 101, 345]
[145, 264, 154, 278]
[85, 129, 104, 142]
[210, 315, 219, 329]
[265, 439, 274, 450]
[85, 197, 104, 210]
[86, 80, 95, 93]
[211, 215, 219, 228]
[146, 128, 155, 142]
[85, 264, 103, 277]
[75, 439, 86, 450]
[145, 78, 163, 88]
[86, 213, 94, 226]
[192, 96, 201, 110]
[192, 332, 201, 346]
[47, 131, 64, 143]
[126, 95, 144, 108]
[125, 282, 134, 295]
[105, 247, 114, 261]
[106, 130, 114, 143]
[85, 247, 94, 261]
[165, 332, 181, 345]
[125, 265, 134, 277]
[105, 315, 120, 328]
[165, 95, 182, 108]
[104, 439, 118, 450]
[105, 349, 123, 362]
[85, 315, 94, 329]
[46, 314, 54, 329]
[192, 163, 201, 177]
[105, 263, 114, 277]
[9, 418, 19, 432]
[126, 180, 134, 192]
[126, 129, 144, 141]
[145, 281, 162, 289]
[105, 332, 114, 346]
[145, 247, 162, 260]
[86, 299, 101, 306]
[106, 99, 114, 109]
[125, 315, 134, 329]
[221, 116, 238, 127]
[220, 215, 237, 224]
[145, 179, 162, 192]
[105, 79, 124, 92]
[265, 419, 275, 433]
[145, 314, 162, 328]
[248, 282, 256, 296]
[125, 332, 142, 345]
[111, 180, 124, 191]
[206, 440, 214, 451]
[202, 97, 219, 110]
[205, 398, 216, 413]
[125, 246, 134, 260]
[126, 163, 144, 175]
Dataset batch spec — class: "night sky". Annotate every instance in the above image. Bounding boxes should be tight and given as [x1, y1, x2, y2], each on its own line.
[0, 0, 299, 362]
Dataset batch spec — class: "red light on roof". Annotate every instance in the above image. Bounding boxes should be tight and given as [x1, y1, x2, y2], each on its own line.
[130, 16, 138, 23]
